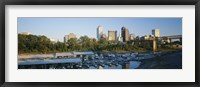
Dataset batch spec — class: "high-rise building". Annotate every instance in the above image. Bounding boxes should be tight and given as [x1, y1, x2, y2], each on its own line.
[97, 25, 103, 39]
[121, 27, 130, 42]
[108, 30, 117, 41]
[64, 33, 76, 42]
[118, 32, 123, 42]
[152, 29, 160, 37]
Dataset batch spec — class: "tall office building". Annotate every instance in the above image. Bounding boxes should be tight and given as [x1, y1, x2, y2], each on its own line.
[108, 30, 117, 41]
[97, 25, 103, 39]
[152, 29, 160, 37]
[121, 27, 130, 42]
[118, 32, 123, 42]
[64, 33, 76, 42]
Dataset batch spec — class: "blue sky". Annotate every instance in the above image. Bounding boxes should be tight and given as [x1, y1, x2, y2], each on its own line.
[18, 17, 182, 42]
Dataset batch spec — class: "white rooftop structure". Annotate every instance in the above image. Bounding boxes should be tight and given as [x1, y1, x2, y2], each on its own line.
[55, 52, 73, 57]
[18, 54, 54, 59]
[73, 51, 94, 55]
[19, 32, 31, 35]
[49, 38, 58, 43]
[18, 58, 82, 65]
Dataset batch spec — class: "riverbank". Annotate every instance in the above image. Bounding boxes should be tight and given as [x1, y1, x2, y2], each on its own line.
[18, 48, 181, 55]
[137, 51, 182, 69]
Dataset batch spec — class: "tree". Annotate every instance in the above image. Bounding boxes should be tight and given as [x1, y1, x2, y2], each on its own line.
[67, 38, 78, 50]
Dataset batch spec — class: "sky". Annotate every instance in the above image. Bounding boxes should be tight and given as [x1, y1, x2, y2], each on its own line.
[18, 17, 182, 42]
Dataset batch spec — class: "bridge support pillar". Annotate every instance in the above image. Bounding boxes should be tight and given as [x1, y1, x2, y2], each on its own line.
[153, 38, 157, 53]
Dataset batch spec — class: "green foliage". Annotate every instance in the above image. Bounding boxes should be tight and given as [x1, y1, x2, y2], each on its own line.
[18, 34, 174, 54]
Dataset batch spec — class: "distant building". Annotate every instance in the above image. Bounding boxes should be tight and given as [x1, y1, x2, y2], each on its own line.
[140, 35, 149, 40]
[148, 35, 154, 40]
[129, 34, 135, 41]
[152, 29, 160, 37]
[108, 30, 117, 41]
[19, 32, 31, 35]
[73, 51, 94, 58]
[135, 36, 140, 40]
[64, 33, 76, 42]
[101, 33, 107, 39]
[49, 38, 58, 43]
[121, 27, 130, 42]
[54, 51, 94, 58]
[97, 25, 103, 39]
[118, 32, 123, 42]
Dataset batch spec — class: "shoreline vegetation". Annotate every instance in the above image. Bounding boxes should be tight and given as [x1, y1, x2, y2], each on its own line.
[18, 34, 182, 55]
[18, 48, 182, 56]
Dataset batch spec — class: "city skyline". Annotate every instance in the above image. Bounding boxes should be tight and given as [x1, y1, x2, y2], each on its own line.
[18, 17, 182, 42]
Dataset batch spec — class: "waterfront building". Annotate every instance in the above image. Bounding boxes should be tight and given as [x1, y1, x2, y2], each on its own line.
[108, 30, 117, 41]
[152, 29, 160, 37]
[64, 33, 77, 43]
[97, 25, 103, 39]
[54, 51, 94, 58]
[121, 27, 130, 42]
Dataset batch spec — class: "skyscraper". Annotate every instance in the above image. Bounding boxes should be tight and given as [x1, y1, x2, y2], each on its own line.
[118, 32, 123, 42]
[64, 33, 76, 42]
[108, 30, 117, 41]
[97, 25, 103, 39]
[152, 29, 160, 37]
[121, 27, 130, 42]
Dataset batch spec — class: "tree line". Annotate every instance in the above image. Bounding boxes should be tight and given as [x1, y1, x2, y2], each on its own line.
[18, 34, 176, 54]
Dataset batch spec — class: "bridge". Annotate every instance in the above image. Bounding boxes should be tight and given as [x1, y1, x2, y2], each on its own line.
[153, 35, 182, 53]
[161, 35, 182, 39]
[160, 35, 182, 43]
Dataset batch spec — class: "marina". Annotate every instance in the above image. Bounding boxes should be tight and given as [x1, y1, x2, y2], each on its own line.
[18, 51, 173, 69]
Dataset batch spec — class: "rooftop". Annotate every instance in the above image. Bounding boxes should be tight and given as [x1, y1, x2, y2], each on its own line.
[73, 51, 94, 55]
[18, 58, 82, 65]
[55, 52, 73, 56]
